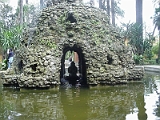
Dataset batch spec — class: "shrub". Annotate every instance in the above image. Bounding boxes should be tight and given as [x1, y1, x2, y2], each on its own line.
[133, 54, 143, 65]
[0, 59, 8, 70]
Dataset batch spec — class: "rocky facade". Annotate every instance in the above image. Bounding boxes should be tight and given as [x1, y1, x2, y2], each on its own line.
[1, 2, 144, 88]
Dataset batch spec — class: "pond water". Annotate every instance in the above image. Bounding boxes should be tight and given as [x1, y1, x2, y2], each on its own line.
[0, 72, 160, 120]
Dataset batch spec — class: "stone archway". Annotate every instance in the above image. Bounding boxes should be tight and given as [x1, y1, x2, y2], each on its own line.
[60, 44, 87, 86]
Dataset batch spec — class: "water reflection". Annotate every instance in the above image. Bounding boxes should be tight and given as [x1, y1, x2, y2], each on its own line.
[61, 88, 88, 120]
[144, 72, 160, 120]
[88, 84, 147, 120]
[0, 72, 160, 120]
[0, 89, 65, 120]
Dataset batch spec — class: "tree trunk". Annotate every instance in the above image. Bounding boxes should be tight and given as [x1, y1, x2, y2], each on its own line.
[99, 0, 102, 9]
[157, 2, 160, 61]
[158, 30, 160, 61]
[25, 0, 29, 26]
[111, 0, 115, 26]
[136, 0, 143, 55]
[152, 24, 157, 36]
[136, 0, 143, 27]
[40, 0, 43, 9]
[20, 0, 23, 26]
[107, 0, 110, 24]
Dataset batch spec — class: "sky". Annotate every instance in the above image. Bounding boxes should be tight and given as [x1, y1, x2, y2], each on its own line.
[82, 0, 156, 34]
[119, 0, 156, 35]
[8, 0, 158, 35]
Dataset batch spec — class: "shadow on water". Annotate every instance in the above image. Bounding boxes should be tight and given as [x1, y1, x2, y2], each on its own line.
[1, 72, 160, 120]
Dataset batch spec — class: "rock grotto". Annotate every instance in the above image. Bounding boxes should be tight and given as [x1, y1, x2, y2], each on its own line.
[0, 1, 144, 88]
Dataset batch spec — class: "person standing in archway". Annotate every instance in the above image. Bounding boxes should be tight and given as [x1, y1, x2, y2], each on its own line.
[68, 61, 79, 85]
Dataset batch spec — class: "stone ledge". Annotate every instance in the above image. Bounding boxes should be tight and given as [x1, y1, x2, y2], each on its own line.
[136, 65, 160, 73]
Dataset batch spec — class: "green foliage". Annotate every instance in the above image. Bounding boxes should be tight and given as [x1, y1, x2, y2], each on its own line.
[152, 44, 159, 55]
[120, 22, 143, 55]
[133, 54, 143, 65]
[144, 49, 153, 60]
[128, 23, 143, 54]
[0, 3, 24, 51]
[114, 1, 124, 18]
[152, 5, 160, 31]
[143, 33, 155, 60]
[120, 22, 155, 58]
[0, 3, 14, 28]
[0, 25, 22, 51]
[143, 59, 157, 65]
[100, 0, 124, 18]
[0, 59, 7, 70]
[15, 3, 39, 28]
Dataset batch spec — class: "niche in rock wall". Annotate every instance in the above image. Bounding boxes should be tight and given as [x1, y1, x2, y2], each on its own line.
[107, 55, 113, 65]
[30, 64, 37, 71]
[18, 60, 23, 72]
[66, 12, 77, 23]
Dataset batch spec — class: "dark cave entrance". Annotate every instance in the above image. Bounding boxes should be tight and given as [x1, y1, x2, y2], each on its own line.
[60, 44, 87, 87]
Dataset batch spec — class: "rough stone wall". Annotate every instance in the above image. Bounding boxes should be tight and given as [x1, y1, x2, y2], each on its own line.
[13, 46, 61, 88]
[1, 2, 144, 88]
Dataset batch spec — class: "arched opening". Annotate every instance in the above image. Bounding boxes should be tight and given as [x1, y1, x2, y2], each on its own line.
[18, 60, 23, 73]
[60, 44, 87, 87]
[107, 55, 113, 65]
[30, 64, 37, 71]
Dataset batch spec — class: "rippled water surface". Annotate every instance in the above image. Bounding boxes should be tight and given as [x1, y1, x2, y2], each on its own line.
[1, 72, 160, 120]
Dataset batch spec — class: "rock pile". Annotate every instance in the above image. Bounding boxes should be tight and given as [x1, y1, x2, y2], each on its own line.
[1, 2, 144, 88]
